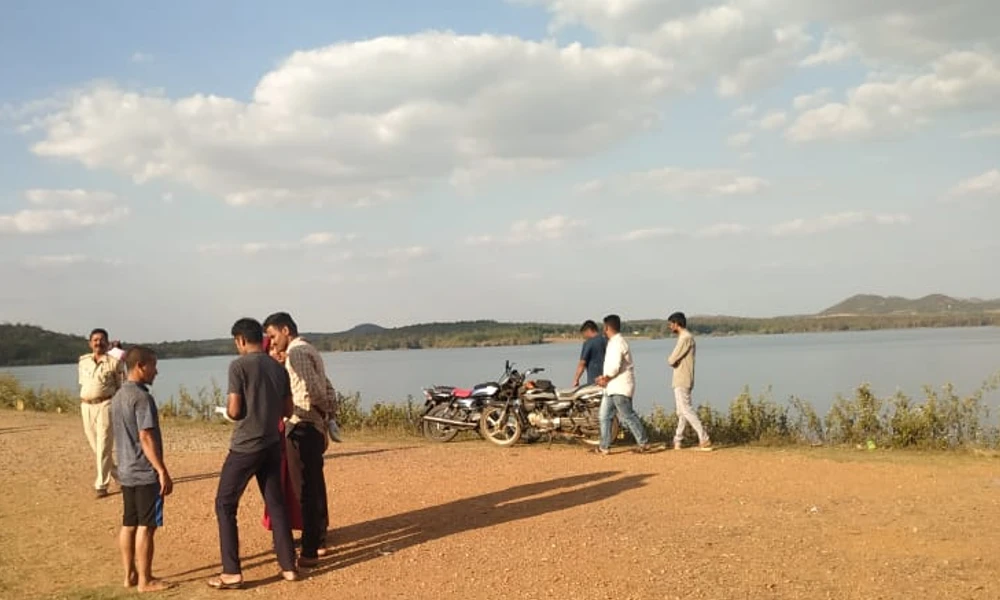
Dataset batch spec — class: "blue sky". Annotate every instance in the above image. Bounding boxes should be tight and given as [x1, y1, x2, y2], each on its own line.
[1, 0, 998, 341]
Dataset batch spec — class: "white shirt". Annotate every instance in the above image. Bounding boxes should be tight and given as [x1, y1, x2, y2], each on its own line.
[108, 347, 125, 361]
[602, 333, 636, 398]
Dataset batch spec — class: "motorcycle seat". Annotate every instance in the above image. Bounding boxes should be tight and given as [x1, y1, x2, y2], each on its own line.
[556, 384, 602, 400]
[453, 388, 473, 398]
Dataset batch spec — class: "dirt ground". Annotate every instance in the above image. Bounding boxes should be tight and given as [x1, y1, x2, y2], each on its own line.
[2, 410, 1000, 600]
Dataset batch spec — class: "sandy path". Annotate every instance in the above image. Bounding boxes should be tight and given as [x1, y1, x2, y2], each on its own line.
[2, 410, 999, 600]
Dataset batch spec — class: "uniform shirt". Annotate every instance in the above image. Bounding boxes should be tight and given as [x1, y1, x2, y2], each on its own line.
[78, 353, 124, 401]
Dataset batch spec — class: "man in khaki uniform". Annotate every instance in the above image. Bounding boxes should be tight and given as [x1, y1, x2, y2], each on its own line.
[78, 327, 125, 498]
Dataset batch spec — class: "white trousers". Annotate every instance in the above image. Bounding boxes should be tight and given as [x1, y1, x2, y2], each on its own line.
[673, 387, 709, 444]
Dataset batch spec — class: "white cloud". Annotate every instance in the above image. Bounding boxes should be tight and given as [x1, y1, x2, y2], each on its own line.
[0, 189, 127, 234]
[800, 35, 855, 67]
[467, 214, 584, 245]
[726, 131, 754, 148]
[130, 52, 153, 64]
[792, 88, 832, 111]
[22, 254, 124, 268]
[525, 0, 811, 96]
[960, 124, 1000, 139]
[732, 104, 756, 118]
[755, 111, 788, 130]
[787, 51, 1000, 142]
[610, 227, 676, 243]
[24, 33, 671, 207]
[198, 231, 348, 255]
[770, 211, 910, 236]
[694, 222, 751, 238]
[578, 167, 769, 198]
[946, 169, 1000, 198]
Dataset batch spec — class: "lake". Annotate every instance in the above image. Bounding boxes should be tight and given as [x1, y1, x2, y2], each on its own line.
[4, 327, 1000, 415]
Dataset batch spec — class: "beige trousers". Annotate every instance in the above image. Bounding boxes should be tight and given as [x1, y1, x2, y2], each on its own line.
[673, 387, 709, 445]
[81, 400, 116, 490]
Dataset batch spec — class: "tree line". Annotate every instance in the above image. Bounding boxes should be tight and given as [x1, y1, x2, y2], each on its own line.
[2, 312, 999, 367]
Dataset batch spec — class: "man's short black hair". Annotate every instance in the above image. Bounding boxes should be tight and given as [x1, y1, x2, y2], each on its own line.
[89, 328, 109, 340]
[603, 314, 621, 333]
[124, 346, 157, 371]
[231, 318, 264, 344]
[668, 312, 687, 329]
[580, 320, 599, 333]
[262, 312, 298, 337]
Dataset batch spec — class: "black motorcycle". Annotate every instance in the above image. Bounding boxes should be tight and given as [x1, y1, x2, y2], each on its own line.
[479, 376, 619, 447]
[420, 361, 541, 443]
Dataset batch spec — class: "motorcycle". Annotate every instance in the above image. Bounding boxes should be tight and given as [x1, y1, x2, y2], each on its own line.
[479, 376, 620, 447]
[420, 361, 541, 443]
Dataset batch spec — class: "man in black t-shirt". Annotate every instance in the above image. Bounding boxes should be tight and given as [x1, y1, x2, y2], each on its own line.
[208, 318, 298, 590]
[573, 320, 607, 387]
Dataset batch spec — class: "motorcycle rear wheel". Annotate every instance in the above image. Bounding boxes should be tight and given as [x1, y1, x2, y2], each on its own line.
[422, 404, 461, 443]
[479, 405, 523, 447]
[579, 415, 620, 446]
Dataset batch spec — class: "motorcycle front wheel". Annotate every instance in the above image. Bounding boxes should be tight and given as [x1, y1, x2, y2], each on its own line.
[422, 404, 461, 443]
[479, 405, 523, 447]
[579, 415, 620, 447]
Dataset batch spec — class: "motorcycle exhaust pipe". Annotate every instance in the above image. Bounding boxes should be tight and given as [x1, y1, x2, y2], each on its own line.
[421, 415, 479, 429]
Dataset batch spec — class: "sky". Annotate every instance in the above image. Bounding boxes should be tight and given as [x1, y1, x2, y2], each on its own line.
[1, 0, 998, 341]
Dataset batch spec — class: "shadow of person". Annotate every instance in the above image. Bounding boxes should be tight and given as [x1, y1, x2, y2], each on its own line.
[172, 470, 653, 584]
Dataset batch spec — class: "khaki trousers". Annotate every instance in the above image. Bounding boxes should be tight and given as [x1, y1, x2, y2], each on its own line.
[81, 400, 116, 490]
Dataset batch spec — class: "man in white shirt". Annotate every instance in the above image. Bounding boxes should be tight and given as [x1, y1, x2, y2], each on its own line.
[667, 312, 712, 451]
[594, 314, 651, 455]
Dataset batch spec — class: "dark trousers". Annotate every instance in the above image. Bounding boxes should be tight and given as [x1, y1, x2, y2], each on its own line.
[288, 424, 327, 559]
[215, 443, 296, 574]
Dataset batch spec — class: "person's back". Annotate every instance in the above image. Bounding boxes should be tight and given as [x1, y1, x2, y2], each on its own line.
[227, 353, 289, 454]
[581, 334, 607, 385]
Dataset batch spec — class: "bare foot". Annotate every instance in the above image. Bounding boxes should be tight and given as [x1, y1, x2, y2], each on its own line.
[124, 570, 138, 588]
[137, 579, 174, 593]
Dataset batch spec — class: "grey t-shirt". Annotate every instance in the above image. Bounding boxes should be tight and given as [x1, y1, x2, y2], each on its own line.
[227, 352, 291, 454]
[111, 381, 162, 487]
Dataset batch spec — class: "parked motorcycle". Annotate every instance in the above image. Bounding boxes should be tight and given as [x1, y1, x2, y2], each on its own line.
[479, 376, 619, 447]
[420, 361, 541, 442]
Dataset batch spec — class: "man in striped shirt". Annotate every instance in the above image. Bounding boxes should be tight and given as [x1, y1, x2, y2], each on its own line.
[264, 312, 335, 568]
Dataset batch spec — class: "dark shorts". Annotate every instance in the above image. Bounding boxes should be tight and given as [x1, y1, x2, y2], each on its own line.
[122, 483, 163, 528]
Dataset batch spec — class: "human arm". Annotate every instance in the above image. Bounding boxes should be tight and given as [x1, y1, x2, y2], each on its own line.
[226, 362, 245, 420]
[573, 360, 586, 387]
[135, 397, 172, 497]
[139, 429, 172, 496]
[574, 342, 591, 387]
[668, 335, 692, 368]
[601, 337, 624, 381]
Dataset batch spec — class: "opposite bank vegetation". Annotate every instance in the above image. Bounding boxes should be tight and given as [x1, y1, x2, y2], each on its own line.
[3, 372, 1000, 450]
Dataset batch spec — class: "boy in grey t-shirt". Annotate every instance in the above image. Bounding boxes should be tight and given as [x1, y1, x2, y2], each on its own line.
[110, 346, 173, 592]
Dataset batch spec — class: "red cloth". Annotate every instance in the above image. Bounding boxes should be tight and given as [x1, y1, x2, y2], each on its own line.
[262, 419, 303, 531]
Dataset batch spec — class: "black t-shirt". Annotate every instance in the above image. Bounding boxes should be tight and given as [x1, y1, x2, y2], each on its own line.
[227, 352, 291, 453]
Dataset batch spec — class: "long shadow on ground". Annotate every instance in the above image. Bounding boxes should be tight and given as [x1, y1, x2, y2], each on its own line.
[170, 470, 652, 585]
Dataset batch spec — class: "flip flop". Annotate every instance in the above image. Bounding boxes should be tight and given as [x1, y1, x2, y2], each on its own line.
[207, 575, 244, 590]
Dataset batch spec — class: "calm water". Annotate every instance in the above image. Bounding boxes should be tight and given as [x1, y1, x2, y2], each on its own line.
[4, 327, 1000, 414]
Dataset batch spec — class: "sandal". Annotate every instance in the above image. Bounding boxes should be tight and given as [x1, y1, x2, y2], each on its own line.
[207, 575, 244, 590]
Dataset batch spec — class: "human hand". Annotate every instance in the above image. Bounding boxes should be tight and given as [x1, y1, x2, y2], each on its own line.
[158, 469, 173, 498]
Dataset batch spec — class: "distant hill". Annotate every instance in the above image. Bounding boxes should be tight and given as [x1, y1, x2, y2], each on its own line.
[820, 294, 1000, 316]
[342, 323, 387, 336]
[4, 294, 1000, 367]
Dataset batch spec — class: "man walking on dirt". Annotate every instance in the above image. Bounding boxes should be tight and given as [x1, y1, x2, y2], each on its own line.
[667, 312, 712, 451]
[595, 314, 651, 454]
[111, 346, 173, 593]
[572, 320, 606, 387]
[78, 328, 125, 498]
[208, 318, 298, 589]
[264, 311, 335, 567]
